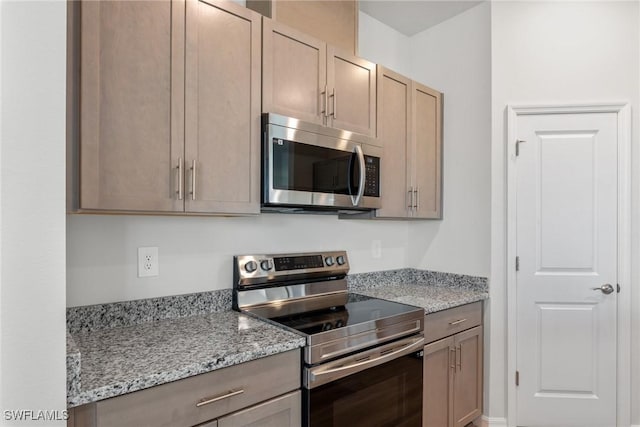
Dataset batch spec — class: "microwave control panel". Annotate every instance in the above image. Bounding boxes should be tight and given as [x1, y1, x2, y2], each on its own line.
[363, 155, 380, 197]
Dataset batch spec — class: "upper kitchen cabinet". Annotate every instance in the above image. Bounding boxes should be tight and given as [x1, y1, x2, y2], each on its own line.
[367, 66, 442, 219]
[262, 19, 326, 125]
[412, 81, 442, 219]
[247, 0, 357, 54]
[374, 67, 411, 218]
[184, 0, 261, 214]
[262, 19, 376, 137]
[74, 0, 185, 212]
[69, 0, 261, 215]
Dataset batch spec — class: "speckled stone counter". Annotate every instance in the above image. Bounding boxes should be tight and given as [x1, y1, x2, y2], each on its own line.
[67, 309, 305, 407]
[348, 269, 488, 313]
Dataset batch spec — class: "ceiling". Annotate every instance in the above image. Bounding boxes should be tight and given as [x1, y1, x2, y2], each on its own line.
[359, 1, 482, 36]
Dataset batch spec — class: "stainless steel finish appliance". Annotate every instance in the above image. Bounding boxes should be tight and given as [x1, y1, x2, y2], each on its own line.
[262, 114, 382, 212]
[233, 250, 424, 427]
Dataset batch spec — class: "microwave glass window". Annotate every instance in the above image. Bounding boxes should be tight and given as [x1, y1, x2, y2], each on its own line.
[272, 139, 361, 196]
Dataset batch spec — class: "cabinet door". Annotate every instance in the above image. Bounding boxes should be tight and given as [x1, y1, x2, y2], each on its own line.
[423, 337, 454, 427]
[375, 66, 411, 218]
[184, 0, 261, 214]
[453, 326, 483, 427]
[412, 82, 442, 219]
[218, 391, 301, 427]
[327, 46, 376, 137]
[79, 0, 185, 212]
[262, 19, 327, 125]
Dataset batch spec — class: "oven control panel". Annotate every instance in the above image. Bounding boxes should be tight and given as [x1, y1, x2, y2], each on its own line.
[234, 250, 349, 287]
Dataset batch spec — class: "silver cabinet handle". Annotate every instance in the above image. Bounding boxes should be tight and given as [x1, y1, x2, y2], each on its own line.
[196, 389, 244, 407]
[331, 88, 338, 120]
[592, 284, 614, 294]
[456, 345, 462, 370]
[176, 157, 183, 200]
[413, 188, 418, 209]
[190, 159, 196, 200]
[408, 187, 414, 210]
[449, 318, 467, 326]
[321, 85, 328, 118]
[450, 347, 456, 370]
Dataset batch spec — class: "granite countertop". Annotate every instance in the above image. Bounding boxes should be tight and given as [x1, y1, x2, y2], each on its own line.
[67, 269, 488, 408]
[67, 310, 305, 407]
[347, 269, 489, 314]
[352, 282, 488, 314]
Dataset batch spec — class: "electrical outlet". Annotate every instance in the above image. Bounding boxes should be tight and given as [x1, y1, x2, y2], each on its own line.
[138, 247, 159, 278]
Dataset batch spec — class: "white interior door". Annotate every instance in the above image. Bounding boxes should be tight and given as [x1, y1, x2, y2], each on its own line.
[515, 111, 618, 427]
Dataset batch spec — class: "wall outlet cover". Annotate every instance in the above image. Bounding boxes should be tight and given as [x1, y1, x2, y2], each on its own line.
[138, 247, 159, 278]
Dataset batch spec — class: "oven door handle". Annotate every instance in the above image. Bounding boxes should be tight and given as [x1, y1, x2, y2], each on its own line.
[305, 335, 424, 389]
[350, 145, 366, 207]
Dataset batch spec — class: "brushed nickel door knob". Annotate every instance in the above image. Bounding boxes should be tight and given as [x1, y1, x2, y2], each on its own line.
[592, 284, 615, 294]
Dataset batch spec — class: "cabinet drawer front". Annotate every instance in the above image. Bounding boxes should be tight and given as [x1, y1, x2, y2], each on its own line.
[95, 350, 300, 427]
[424, 302, 482, 343]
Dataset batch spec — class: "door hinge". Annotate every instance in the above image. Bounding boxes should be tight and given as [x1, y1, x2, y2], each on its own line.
[516, 139, 526, 156]
[516, 370, 520, 386]
[515, 256, 520, 271]
[617, 284, 621, 293]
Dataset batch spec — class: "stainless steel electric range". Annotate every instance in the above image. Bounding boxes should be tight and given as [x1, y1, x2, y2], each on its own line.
[233, 250, 424, 427]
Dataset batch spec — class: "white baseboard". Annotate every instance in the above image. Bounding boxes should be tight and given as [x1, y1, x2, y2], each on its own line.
[479, 415, 508, 427]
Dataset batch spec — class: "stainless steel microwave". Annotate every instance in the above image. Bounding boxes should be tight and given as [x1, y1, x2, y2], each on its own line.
[262, 114, 381, 212]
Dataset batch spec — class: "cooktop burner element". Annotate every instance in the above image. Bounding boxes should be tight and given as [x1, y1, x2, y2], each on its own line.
[233, 250, 424, 365]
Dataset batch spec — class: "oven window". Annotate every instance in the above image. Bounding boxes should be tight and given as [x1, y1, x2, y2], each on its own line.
[305, 351, 423, 427]
[272, 139, 360, 195]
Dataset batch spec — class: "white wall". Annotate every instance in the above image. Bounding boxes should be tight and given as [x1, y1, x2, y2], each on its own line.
[0, 1, 67, 425]
[67, 214, 409, 306]
[406, 2, 492, 279]
[490, 1, 640, 425]
[358, 11, 411, 76]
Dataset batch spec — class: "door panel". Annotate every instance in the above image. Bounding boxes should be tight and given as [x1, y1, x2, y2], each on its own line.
[375, 66, 411, 217]
[327, 47, 376, 136]
[537, 303, 597, 395]
[412, 82, 442, 219]
[423, 337, 453, 427]
[453, 326, 482, 427]
[184, 0, 260, 214]
[516, 112, 618, 426]
[80, 0, 184, 211]
[262, 19, 326, 124]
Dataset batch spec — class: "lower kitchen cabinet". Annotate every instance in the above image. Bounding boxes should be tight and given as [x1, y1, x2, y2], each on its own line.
[67, 350, 300, 427]
[216, 391, 300, 427]
[423, 303, 483, 427]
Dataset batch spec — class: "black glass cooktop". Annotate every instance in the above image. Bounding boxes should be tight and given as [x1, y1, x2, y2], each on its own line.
[269, 293, 422, 336]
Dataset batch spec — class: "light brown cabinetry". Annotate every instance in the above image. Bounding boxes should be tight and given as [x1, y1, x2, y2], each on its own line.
[217, 391, 300, 427]
[423, 303, 483, 427]
[247, 0, 357, 54]
[262, 19, 376, 137]
[67, 350, 300, 427]
[372, 66, 443, 219]
[70, 0, 261, 215]
[412, 82, 443, 218]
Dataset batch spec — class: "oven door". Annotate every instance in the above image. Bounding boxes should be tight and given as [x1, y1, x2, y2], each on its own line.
[263, 121, 381, 210]
[303, 335, 424, 427]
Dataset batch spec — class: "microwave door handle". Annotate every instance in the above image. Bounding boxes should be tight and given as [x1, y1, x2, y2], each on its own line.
[351, 145, 366, 206]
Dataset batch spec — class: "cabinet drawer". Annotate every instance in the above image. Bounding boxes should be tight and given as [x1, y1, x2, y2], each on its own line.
[424, 302, 482, 344]
[95, 350, 300, 427]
